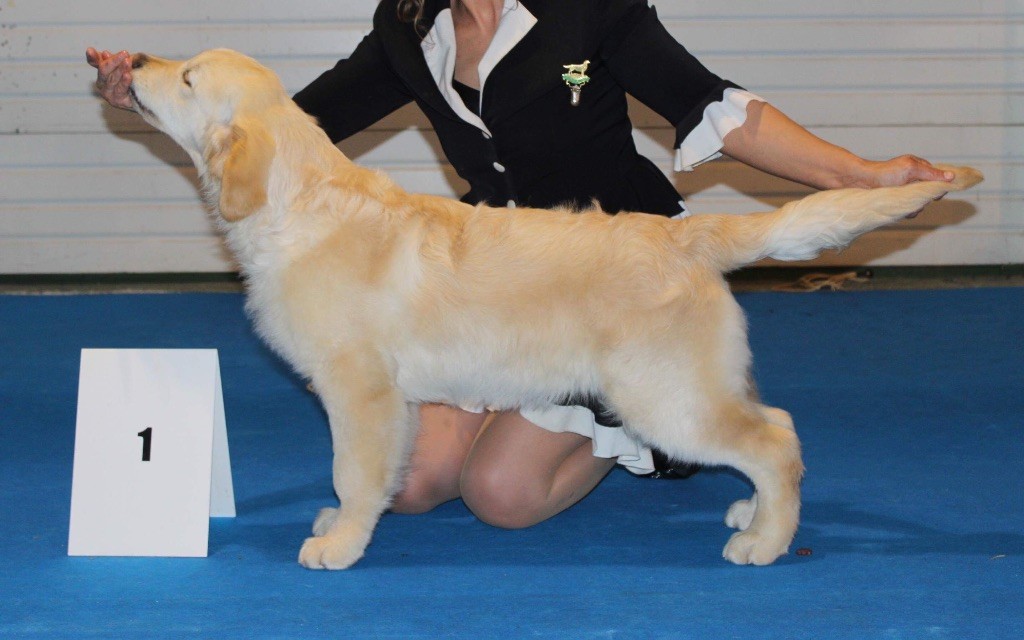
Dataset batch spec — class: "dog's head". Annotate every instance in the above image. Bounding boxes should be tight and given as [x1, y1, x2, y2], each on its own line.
[129, 49, 284, 221]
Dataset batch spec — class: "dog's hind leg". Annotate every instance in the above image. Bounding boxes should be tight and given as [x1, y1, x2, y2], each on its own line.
[613, 383, 803, 565]
[602, 286, 803, 564]
[715, 405, 803, 565]
[298, 350, 415, 570]
[683, 401, 803, 565]
[724, 404, 795, 532]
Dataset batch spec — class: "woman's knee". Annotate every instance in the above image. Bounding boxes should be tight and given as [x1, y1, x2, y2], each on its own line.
[459, 460, 550, 529]
[459, 411, 612, 529]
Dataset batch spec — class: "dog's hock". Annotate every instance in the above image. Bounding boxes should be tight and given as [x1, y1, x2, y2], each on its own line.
[212, 117, 276, 222]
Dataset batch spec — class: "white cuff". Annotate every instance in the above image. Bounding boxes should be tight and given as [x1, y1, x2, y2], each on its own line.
[674, 88, 766, 172]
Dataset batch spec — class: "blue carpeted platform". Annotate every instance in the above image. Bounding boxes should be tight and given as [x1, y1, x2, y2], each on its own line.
[1, 289, 1021, 639]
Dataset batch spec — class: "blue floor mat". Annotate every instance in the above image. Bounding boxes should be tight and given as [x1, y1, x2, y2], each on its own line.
[1, 289, 1021, 639]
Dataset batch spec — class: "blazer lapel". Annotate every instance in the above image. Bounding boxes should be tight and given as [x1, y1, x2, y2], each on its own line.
[416, 0, 539, 134]
[477, 0, 538, 101]
[480, 0, 586, 122]
[421, 6, 493, 133]
[378, 0, 464, 123]
[379, 0, 584, 126]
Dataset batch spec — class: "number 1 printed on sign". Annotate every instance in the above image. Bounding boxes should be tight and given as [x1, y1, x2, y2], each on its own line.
[138, 427, 153, 462]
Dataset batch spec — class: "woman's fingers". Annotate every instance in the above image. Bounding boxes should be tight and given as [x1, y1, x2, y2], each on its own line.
[896, 155, 953, 183]
[87, 48, 134, 109]
[85, 47, 101, 67]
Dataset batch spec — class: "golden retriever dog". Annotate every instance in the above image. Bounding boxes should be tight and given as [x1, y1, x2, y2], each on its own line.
[121, 49, 982, 569]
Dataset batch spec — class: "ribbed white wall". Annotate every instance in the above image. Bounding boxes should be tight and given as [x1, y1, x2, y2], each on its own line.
[1, 0, 1019, 273]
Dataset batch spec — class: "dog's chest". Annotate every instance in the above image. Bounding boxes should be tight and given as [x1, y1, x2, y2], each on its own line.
[228, 223, 317, 371]
[391, 336, 593, 412]
[241, 276, 301, 363]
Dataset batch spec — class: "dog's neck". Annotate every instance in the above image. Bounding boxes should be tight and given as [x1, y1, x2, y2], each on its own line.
[202, 106, 404, 283]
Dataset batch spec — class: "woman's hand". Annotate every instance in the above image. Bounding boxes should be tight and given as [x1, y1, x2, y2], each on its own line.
[851, 155, 955, 188]
[85, 47, 134, 110]
[850, 156, 957, 217]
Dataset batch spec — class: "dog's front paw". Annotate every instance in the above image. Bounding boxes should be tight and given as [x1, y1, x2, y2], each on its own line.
[298, 535, 365, 570]
[722, 530, 789, 566]
[312, 507, 339, 536]
[724, 495, 757, 531]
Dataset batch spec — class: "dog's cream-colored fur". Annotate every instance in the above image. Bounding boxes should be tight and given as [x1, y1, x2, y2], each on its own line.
[125, 49, 983, 569]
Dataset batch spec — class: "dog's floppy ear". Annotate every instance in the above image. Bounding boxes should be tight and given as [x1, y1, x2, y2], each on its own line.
[205, 116, 275, 222]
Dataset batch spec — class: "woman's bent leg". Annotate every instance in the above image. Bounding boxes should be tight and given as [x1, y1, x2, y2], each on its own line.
[390, 404, 488, 514]
[460, 411, 616, 529]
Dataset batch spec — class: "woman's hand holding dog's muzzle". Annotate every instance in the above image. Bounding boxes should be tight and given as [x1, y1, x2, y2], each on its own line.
[86, 47, 135, 110]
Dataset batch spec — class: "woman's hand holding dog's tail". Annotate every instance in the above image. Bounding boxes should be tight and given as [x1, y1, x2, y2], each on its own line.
[86, 48, 135, 110]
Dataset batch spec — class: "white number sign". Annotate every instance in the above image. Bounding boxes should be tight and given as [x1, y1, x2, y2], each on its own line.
[68, 349, 235, 557]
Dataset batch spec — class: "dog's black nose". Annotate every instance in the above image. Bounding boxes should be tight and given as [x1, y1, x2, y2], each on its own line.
[131, 53, 149, 70]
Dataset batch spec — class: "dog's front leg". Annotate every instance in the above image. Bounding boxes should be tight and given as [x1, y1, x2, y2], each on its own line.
[298, 353, 414, 570]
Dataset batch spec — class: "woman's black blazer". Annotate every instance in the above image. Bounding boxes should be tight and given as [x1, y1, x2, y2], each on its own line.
[293, 0, 741, 215]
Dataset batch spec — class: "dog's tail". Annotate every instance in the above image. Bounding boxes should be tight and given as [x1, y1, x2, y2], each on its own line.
[684, 165, 984, 273]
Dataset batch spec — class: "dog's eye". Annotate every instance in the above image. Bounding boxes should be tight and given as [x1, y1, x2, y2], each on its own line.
[182, 70, 192, 88]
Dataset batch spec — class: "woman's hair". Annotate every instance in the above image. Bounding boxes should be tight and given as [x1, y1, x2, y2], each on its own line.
[397, 1, 518, 38]
[397, 0, 429, 36]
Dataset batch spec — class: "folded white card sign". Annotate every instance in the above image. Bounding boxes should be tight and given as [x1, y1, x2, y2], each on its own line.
[68, 349, 235, 558]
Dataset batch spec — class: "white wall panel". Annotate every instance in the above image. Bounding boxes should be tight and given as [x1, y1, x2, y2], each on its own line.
[0, 1, 1019, 273]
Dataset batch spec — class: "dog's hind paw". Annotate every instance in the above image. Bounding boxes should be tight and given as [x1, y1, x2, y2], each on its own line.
[298, 534, 365, 570]
[312, 507, 339, 536]
[722, 530, 789, 566]
[724, 494, 757, 531]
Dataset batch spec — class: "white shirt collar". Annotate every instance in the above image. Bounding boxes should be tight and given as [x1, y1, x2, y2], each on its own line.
[421, 1, 538, 134]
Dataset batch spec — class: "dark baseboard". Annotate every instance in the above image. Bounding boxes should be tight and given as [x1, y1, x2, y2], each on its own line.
[1, 265, 1022, 294]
